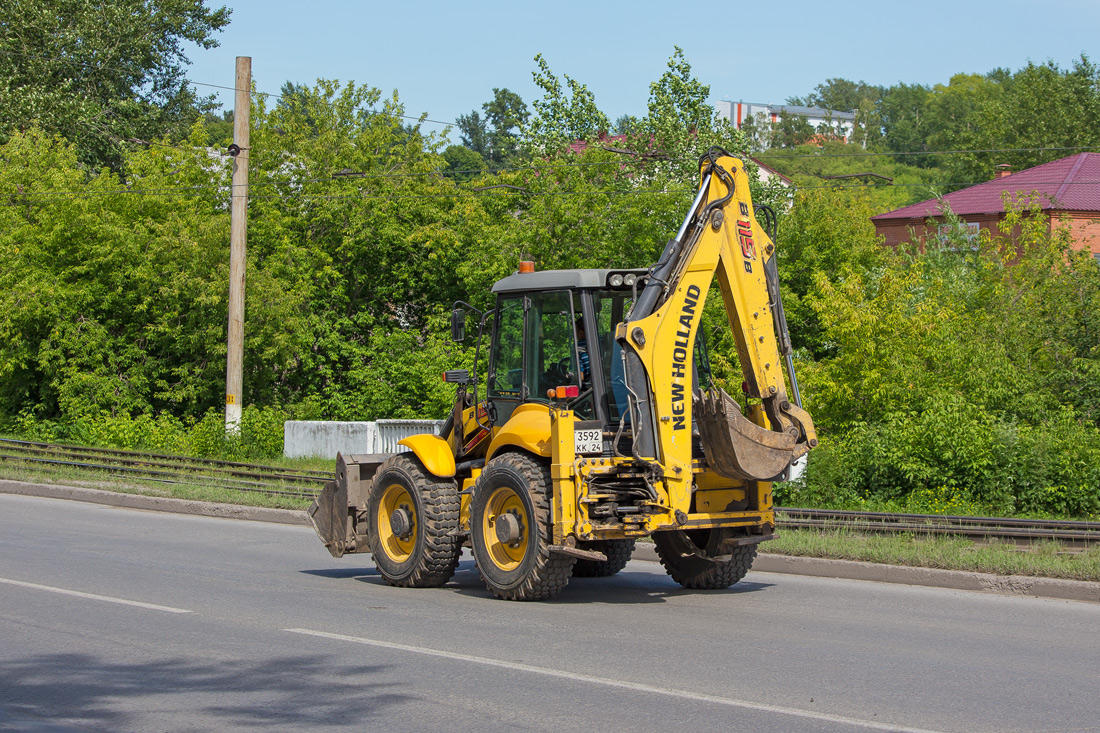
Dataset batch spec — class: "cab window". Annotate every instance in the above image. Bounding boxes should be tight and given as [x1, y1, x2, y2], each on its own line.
[487, 291, 593, 419]
[529, 291, 580, 398]
[489, 297, 524, 397]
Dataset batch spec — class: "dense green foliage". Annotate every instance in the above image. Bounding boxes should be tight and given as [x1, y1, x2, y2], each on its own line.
[2, 37, 1098, 518]
[0, 50, 764, 453]
[456, 88, 529, 169]
[767, 56, 1100, 193]
[781, 202, 1100, 518]
[0, 0, 230, 172]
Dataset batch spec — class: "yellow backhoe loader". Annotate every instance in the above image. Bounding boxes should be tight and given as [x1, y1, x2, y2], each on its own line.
[309, 148, 817, 600]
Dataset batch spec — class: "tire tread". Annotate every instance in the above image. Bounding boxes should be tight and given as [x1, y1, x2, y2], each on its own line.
[653, 531, 757, 590]
[368, 453, 461, 588]
[473, 452, 574, 601]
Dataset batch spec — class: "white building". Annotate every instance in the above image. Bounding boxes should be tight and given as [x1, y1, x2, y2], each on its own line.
[715, 100, 856, 141]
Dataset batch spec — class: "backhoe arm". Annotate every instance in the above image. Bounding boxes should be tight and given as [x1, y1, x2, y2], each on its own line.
[617, 149, 816, 507]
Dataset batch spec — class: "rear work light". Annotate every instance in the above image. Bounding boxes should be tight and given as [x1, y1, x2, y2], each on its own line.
[546, 385, 580, 400]
[443, 370, 472, 384]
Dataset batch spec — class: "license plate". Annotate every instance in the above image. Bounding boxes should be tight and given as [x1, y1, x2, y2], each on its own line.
[574, 429, 603, 455]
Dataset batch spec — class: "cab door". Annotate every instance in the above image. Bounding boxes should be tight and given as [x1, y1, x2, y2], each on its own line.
[486, 290, 585, 425]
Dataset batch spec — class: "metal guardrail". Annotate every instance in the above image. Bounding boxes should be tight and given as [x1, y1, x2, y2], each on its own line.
[0, 438, 326, 500]
[776, 507, 1100, 546]
[3, 438, 1097, 546]
[282, 419, 445, 458]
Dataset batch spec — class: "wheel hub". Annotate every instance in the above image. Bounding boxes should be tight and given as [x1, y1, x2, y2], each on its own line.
[494, 512, 522, 545]
[389, 507, 413, 539]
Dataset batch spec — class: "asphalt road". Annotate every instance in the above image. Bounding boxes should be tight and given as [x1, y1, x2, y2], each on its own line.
[1, 494, 1098, 733]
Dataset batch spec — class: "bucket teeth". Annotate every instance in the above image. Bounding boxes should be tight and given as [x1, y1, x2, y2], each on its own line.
[694, 389, 797, 482]
[308, 478, 350, 558]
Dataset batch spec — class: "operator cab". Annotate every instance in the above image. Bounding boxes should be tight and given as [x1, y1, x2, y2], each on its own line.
[482, 267, 714, 445]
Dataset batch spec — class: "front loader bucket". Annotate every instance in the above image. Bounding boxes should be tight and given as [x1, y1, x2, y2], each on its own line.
[308, 479, 352, 558]
[694, 389, 799, 482]
[308, 453, 387, 558]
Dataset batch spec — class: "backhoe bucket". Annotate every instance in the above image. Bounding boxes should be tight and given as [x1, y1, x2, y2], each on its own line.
[694, 389, 798, 482]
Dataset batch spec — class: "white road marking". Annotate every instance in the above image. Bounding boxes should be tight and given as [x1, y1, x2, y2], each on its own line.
[285, 627, 946, 733]
[0, 577, 192, 614]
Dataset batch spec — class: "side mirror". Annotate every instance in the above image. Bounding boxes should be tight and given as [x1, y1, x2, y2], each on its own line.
[450, 307, 466, 343]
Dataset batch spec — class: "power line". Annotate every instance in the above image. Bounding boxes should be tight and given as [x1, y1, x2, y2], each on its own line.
[8, 51, 1098, 163]
[0, 48, 456, 128]
[12, 137, 1100, 199]
[2, 152, 689, 198]
[76, 119, 228, 155]
[0, 185, 694, 204]
[754, 145, 1100, 160]
[6, 178, 1099, 205]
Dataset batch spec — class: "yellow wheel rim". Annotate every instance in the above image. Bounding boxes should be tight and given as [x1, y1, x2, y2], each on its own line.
[377, 483, 417, 562]
[482, 485, 529, 571]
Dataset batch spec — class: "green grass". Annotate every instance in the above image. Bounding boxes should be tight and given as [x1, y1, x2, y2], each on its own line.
[766, 529, 1100, 582]
[0, 462, 315, 511]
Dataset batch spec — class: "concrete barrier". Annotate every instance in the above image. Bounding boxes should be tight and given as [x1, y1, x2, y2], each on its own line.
[283, 419, 444, 459]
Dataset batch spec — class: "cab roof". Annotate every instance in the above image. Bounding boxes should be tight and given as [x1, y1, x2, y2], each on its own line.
[491, 268, 648, 294]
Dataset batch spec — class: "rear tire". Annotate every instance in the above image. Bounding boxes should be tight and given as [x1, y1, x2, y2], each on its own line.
[653, 528, 756, 590]
[572, 539, 636, 577]
[365, 454, 461, 588]
[471, 452, 574, 601]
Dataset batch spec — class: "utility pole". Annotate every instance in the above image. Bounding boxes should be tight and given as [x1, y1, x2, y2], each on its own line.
[225, 55, 250, 433]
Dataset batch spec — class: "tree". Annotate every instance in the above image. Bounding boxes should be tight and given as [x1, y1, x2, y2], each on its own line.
[788, 78, 883, 112]
[646, 46, 714, 139]
[770, 111, 815, 147]
[201, 109, 233, 147]
[0, 0, 231, 171]
[738, 111, 770, 153]
[879, 82, 934, 164]
[482, 87, 528, 166]
[456, 110, 489, 158]
[632, 47, 755, 183]
[441, 144, 486, 181]
[612, 114, 638, 135]
[958, 56, 1100, 183]
[773, 186, 887, 356]
[922, 73, 1002, 183]
[526, 53, 610, 146]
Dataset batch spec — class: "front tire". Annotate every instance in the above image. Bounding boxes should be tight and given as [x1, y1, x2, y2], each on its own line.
[653, 528, 757, 590]
[471, 452, 574, 601]
[365, 454, 461, 588]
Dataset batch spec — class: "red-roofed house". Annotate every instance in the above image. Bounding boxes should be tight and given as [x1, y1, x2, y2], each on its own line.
[871, 153, 1100, 258]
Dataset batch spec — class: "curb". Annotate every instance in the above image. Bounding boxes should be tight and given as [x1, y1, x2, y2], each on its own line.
[3, 479, 1097, 604]
[0, 480, 310, 527]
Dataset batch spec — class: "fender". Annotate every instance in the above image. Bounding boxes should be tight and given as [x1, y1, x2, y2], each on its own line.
[485, 403, 552, 461]
[398, 434, 456, 478]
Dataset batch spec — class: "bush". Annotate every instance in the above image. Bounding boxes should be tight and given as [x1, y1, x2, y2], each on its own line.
[8, 405, 289, 461]
[792, 406, 1100, 519]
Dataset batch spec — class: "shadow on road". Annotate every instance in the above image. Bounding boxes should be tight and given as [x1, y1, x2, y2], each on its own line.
[299, 559, 773, 605]
[0, 651, 409, 730]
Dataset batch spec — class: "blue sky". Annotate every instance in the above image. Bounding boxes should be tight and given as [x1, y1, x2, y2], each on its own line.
[184, 0, 1100, 139]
